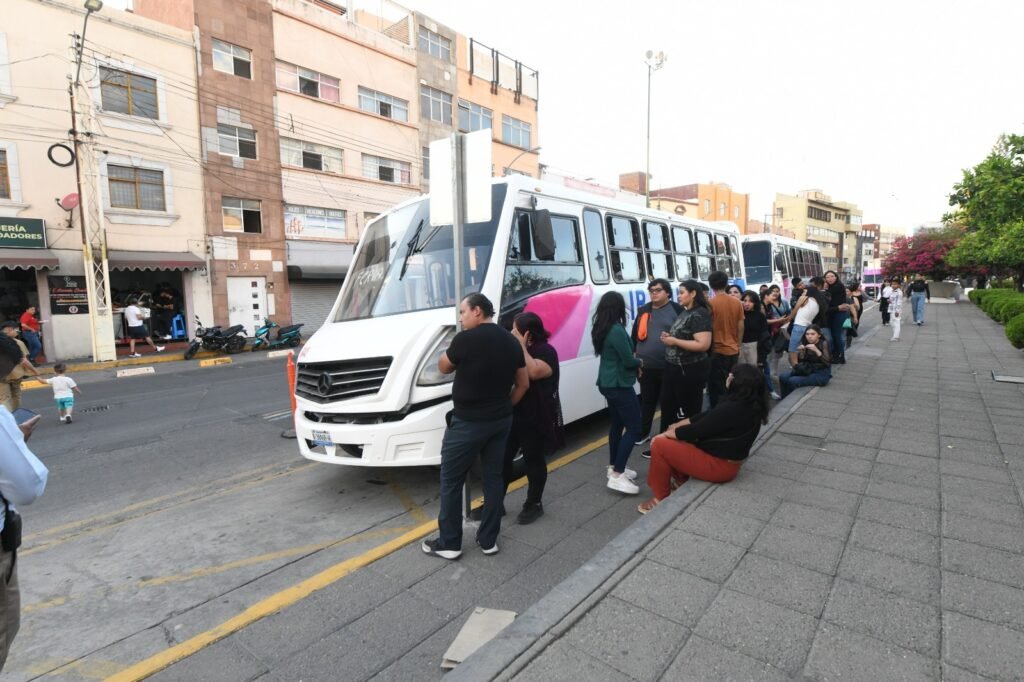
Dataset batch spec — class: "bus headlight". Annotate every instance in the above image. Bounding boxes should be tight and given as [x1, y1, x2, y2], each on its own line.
[416, 327, 457, 386]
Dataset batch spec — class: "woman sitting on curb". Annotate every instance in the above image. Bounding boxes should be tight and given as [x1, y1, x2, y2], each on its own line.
[778, 324, 832, 398]
[638, 364, 769, 514]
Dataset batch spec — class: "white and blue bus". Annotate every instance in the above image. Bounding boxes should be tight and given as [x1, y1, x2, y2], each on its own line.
[741, 234, 824, 297]
[293, 176, 745, 467]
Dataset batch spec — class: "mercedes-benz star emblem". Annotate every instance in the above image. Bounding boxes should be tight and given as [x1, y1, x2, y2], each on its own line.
[317, 372, 333, 396]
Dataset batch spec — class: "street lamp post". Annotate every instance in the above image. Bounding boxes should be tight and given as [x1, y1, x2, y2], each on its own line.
[503, 146, 541, 177]
[644, 50, 666, 208]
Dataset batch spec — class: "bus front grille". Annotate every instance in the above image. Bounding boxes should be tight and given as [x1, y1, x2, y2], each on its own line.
[296, 356, 392, 403]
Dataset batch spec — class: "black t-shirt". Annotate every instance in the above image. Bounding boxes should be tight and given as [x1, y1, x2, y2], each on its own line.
[447, 323, 525, 421]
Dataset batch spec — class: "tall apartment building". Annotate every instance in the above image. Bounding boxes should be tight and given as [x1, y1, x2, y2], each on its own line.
[617, 175, 749, 230]
[1, 0, 213, 361]
[774, 189, 863, 275]
[135, 0, 540, 331]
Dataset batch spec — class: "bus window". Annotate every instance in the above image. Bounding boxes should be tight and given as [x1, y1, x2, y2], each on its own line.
[675, 255, 696, 280]
[606, 215, 645, 283]
[728, 236, 740, 260]
[695, 231, 714, 255]
[502, 212, 585, 305]
[696, 256, 714, 281]
[583, 209, 609, 284]
[672, 226, 693, 253]
[714, 234, 728, 255]
[644, 221, 673, 282]
[716, 254, 734, 276]
[644, 221, 668, 251]
[742, 240, 771, 285]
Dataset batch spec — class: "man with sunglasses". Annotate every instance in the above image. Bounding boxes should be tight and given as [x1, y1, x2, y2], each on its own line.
[630, 278, 683, 450]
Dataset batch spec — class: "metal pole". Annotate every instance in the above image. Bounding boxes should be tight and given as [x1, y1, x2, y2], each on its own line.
[645, 62, 652, 209]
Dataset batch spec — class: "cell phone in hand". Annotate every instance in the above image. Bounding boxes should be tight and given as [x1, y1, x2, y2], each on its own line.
[12, 408, 38, 425]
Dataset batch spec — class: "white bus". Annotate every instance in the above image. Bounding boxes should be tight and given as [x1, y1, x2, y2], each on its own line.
[294, 176, 746, 467]
[741, 234, 824, 296]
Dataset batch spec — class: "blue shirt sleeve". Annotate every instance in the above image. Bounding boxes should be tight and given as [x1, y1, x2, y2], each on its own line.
[0, 407, 49, 508]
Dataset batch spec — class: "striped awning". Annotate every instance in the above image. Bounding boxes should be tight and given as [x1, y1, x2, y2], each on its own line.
[0, 248, 60, 270]
[106, 250, 205, 271]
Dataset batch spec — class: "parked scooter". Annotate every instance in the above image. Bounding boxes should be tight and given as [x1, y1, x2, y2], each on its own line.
[183, 316, 247, 360]
[251, 318, 304, 351]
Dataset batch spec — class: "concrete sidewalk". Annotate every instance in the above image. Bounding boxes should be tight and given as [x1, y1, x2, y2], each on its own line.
[455, 301, 1024, 681]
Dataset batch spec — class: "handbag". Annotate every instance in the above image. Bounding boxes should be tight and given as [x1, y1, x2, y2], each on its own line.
[842, 317, 852, 330]
[790, 362, 815, 376]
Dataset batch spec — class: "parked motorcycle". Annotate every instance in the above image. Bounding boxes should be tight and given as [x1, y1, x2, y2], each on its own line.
[251, 318, 304, 351]
[183, 316, 247, 360]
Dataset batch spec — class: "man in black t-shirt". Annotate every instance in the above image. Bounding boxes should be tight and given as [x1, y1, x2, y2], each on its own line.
[422, 293, 528, 560]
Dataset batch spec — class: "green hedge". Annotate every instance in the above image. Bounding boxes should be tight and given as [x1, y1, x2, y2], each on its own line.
[1007, 312, 1024, 349]
[981, 291, 1017, 315]
[995, 298, 1024, 323]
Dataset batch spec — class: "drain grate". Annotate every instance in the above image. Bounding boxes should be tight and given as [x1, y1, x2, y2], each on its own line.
[80, 405, 110, 413]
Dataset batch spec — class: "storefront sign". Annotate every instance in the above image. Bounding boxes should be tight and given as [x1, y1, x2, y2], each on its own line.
[48, 275, 90, 315]
[0, 218, 47, 248]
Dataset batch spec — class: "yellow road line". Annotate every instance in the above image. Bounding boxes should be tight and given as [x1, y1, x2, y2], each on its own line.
[199, 357, 232, 367]
[105, 435, 608, 682]
[387, 479, 431, 524]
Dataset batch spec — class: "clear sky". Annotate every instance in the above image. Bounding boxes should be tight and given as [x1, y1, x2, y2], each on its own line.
[406, 0, 1024, 231]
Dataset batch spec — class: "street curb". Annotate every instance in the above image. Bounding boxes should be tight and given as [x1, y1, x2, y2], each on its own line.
[450, 319, 884, 681]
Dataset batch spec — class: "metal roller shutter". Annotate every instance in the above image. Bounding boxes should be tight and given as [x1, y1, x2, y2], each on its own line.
[288, 280, 342, 334]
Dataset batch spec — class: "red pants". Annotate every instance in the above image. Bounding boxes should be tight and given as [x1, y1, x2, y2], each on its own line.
[648, 437, 743, 499]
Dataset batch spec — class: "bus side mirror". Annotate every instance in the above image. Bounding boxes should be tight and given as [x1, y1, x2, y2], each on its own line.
[533, 210, 556, 261]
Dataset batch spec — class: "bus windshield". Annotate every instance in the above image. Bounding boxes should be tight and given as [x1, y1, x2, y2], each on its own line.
[742, 241, 772, 285]
[334, 185, 507, 321]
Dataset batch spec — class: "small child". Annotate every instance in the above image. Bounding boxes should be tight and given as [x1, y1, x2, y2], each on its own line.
[46, 363, 82, 424]
[889, 285, 903, 342]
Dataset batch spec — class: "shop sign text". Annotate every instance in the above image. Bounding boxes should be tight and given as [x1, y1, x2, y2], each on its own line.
[0, 218, 47, 248]
[48, 275, 90, 315]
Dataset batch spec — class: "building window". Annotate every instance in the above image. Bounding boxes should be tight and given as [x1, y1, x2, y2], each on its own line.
[108, 164, 165, 211]
[284, 204, 345, 237]
[218, 124, 257, 159]
[704, 199, 711, 216]
[733, 205, 740, 219]
[100, 66, 158, 119]
[719, 202, 726, 217]
[362, 155, 411, 184]
[280, 137, 342, 172]
[358, 87, 409, 122]
[212, 39, 252, 79]
[222, 197, 261, 233]
[420, 85, 452, 125]
[501, 115, 531, 148]
[275, 62, 339, 103]
[808, 206, 832, 222]
[0, 150, 9, 200]
[422, 146, 429, 180]
[418, 26, 451, 61]
[458, 100, 492, 133]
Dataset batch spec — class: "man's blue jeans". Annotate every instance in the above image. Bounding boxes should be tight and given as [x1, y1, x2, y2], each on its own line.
[437, 415, 512, 551]
[779, 367, 832, 397]
[21, 330, 41, 363]
[911, 293, 926, 323]
[827, 312, 848, 359]
[599, 386, 641, 474]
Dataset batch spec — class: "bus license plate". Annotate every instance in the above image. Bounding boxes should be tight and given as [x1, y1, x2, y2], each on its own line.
[311, 430, 333, 446]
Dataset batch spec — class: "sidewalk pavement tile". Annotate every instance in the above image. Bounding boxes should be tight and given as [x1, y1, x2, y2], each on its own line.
[828, 427, 883, 448]
[870, 461, 941, 487]
[724, 554, 832, 617]
[806, 450, 874, 476]
[942, 435, 1005, 455]
[781, 481, 861, 516]
[878, 435, 940, 458]
[837, 546, 940, 605]
[648, 530, 745, 583]
[563, 595, 689, 680]
[943, 511, 1024, 554]
[755, 443, 818, 464]
[942, 474, 1019, 505]
[512, 640, 631, 682]
[817, 441, 878, 462]
[769, 501, 853, 540]
[849, 518, 940, 566]
[943, 611, 1024, 681]
[741, 456, 806, 481]
[942, 571, 1024, 633]
[938, 459, 1010, 483]
[751, 525, 844, 574]
[692, 589, 817, 673]
[701, 487, 780, 521]
[147, 639, 267, 682]
[803, 623, 938, 681]
[942, 492, 1024, 528]
[865, 478, 940, 509]
[413, 562, 508, 615]
[943, 538, 1024, 590]
[798, 467, 868, 494]
[941, 662, 1004, 682]
[611, 560, 718, 627]
[727, 470, 795, 498]
[662, 635, 791, 681]
[675, 505, 766, 548]
[373, 618, 464, 682]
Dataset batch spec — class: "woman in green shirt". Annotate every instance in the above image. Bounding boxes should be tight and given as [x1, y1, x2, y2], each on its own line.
[592, 291, 643, 495]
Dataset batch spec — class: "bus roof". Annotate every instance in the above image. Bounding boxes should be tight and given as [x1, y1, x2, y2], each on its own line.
[741, 233, 821, 251]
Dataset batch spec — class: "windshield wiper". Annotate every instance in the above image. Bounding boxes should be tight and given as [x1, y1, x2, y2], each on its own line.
[399, 219, 425, 280]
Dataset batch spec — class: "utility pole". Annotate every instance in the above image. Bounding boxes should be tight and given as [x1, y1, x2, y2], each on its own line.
[644, 50, 666, 209]
[70, 1, 117, 362]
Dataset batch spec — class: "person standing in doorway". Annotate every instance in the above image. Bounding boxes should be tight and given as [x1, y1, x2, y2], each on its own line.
[630, 278, 682, 447]
[707, 271, 744, 408]
[18, 307, 41, 364]
[422, 294, 528, 560]
[124, 298, 165, 358]
[908, 275, 931, 325]
[879, 278, 892, 326]
[0, 322, 39, 411]
[151, 286, 178, 341]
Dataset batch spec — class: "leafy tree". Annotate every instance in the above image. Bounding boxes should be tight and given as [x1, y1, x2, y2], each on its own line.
[882, 226, 962, 281]
[946, 133, 1024, 290]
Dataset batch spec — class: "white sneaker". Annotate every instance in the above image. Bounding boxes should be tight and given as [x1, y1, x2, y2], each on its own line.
[155, 346, 166, 352]
[634, 436, 650, 446]
[128, 353, 142, 358]
[607, 465, 638, 481]
[162, 335, 173, 340]
[607, 473, 640, 495]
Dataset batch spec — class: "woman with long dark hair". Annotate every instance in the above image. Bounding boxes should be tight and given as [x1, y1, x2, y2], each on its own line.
[739, 291, 769, 369]
[778, 324, 832, 397]
[592, 291, 643, 495]
[823, 270, 851, 363]
[503, 312, 564, 524]
[639, 364, 769, 513]
[657, 279, 712, 433]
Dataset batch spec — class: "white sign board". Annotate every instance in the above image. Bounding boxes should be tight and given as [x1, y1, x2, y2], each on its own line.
[429, 137, 454, 227]
[428, 132, 493, 227]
